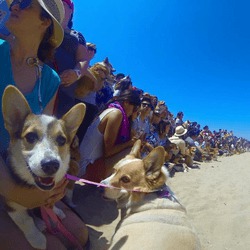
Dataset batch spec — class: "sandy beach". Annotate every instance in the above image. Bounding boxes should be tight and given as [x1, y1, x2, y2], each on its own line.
[74, 152, 250, 250]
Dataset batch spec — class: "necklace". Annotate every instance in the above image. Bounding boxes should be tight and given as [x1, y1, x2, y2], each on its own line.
[26, 57, 43, 112]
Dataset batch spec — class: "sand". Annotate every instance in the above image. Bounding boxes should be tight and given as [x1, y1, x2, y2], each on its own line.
[73, 152, 250, 250]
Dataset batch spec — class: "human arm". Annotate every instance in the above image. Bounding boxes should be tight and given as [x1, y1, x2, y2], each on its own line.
[43, 90, 58, 115]
[102, 110, 136, 158]
[60, 44, 90, 86]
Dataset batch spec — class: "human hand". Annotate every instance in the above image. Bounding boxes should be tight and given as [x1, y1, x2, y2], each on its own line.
[60, 69, 79, 86]
[44, 178, 69, 207]
[13, 178, 69, 209]
[85, 49, 95, 61]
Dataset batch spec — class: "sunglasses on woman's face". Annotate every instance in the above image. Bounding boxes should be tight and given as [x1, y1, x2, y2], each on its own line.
[10, 0, 32, 10]
[141, 103, 151, 108]
[88, 47, 96, 53]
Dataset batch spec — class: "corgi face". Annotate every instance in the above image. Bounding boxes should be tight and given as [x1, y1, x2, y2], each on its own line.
[102, 140, 168, 204]
[102, 158, 143, 200]
[190, 146, 197, 156]
[9, 114, 72, 190]
[2, 86, 86, 190]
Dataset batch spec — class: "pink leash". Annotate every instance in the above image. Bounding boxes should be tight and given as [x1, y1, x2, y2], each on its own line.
[40, 206, 83, 250]
[65, 174, 167, 194]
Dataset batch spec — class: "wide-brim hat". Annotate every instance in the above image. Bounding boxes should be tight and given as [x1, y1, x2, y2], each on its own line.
[7, 0, 64, 48]
[174, 126, 187, 137]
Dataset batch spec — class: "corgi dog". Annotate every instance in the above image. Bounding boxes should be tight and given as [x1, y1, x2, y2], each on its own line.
[75, 57, 115, 98]
[102, 140, 201, 250]
[1, 85, 85, 249]
[185, 146, 197, 167]
[63, 135, 81, 207]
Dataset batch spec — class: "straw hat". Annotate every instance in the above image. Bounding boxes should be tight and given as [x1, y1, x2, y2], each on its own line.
[174, 126, 187, 137]
[7, 0, 65, 47]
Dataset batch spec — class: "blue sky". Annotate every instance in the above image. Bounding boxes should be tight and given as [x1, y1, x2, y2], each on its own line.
[74, 0, 250, 140]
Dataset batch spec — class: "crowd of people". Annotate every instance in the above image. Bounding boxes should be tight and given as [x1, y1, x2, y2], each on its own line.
[0, 0, 249, 249]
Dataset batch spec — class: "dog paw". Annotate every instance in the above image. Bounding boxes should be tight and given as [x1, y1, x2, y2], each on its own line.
[26, 231, 46, 249]
[53, 206, 66, 220]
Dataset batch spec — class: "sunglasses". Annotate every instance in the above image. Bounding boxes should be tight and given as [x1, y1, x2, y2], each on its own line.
[88, 47, 96, 53]
[10, 0, 32, 10]
[141, 103, 152, 108]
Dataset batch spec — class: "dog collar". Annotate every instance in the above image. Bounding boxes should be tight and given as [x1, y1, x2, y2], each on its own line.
[156, 185, 174, 200]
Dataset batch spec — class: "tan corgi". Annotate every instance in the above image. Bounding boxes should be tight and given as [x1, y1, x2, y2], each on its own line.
[102, 140, 201, 250]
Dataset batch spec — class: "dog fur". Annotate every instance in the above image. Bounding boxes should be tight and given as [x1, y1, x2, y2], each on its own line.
[102, 140, 201, 250]
[185, 146, 197, 167]
[63, 136, 81, 207]
[75, 57, 114, 98]
[1, 85, 85, 249]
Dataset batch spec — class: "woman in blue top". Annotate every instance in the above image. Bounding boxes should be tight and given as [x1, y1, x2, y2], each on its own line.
[0, 0, 88, 249]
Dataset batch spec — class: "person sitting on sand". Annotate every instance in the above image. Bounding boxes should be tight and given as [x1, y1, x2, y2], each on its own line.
[132, 96, 153, 141]
[169, 126, 188, 157]
[78, 89, 141, 182]
[0, 0, 88, 248]
[175, 111, 184, 126]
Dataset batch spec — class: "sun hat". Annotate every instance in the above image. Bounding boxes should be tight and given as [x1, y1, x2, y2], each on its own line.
[7, 0, 65, 48]
[174, 126, 187, 137]
[62, 0, 74, 11]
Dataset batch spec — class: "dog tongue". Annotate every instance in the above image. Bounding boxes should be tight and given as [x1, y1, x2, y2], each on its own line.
[39, 177, 54, 185]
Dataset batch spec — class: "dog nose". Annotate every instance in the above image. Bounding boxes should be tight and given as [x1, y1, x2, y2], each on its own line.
[41, 159, 60, 175]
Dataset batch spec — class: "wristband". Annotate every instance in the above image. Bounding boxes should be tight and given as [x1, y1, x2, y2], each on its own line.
[74, 69, 81, 80]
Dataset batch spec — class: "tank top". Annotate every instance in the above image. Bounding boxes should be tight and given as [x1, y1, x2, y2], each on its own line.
[78, 108, 116, 176]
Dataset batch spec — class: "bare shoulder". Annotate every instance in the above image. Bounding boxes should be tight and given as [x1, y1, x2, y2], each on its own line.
[99, 108, 122, 133]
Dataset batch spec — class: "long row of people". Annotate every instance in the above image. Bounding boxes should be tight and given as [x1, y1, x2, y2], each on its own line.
[0, 1, 249, 249]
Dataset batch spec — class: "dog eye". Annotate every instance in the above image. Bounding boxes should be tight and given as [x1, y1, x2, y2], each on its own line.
[25, 132, 38, 144]
[56, 135, 66, 146]
[120, 176, 130, 183]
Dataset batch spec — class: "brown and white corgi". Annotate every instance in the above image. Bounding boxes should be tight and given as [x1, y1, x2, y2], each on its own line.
[1, 85, 85, 249]
[102, 140, 201, 250]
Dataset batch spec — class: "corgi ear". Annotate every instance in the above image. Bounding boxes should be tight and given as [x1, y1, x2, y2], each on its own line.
[129, 139, 141, 158]
[143, 146, 165, 180]
[104, 57, 109, 64]
[61, 103, 86, 143]
[2, 85, 31, 136]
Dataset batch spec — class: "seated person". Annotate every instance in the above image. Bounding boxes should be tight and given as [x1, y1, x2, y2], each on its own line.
[131, 96, 153, 141]
[169, 126, 187, 157]
[79, 89, 141, 182]
[175, 111, 184, 126]
[0, 0, 88, 249]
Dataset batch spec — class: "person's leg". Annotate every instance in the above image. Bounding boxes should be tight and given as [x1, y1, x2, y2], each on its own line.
[0, 207, 66, 250]
[55, 201, 89, 248]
